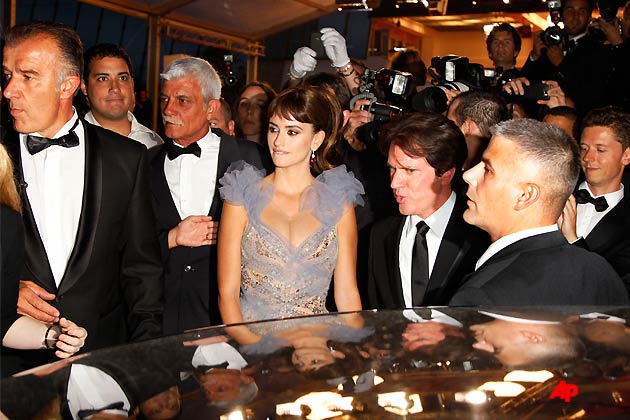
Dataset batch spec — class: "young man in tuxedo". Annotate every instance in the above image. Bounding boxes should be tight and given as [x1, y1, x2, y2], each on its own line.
[557, 106, 630, 296]
[450, 119, 628, 305]
[2, 21, 163, 373]
[149, 57, 271, 334]
[366, 112, 489, 309]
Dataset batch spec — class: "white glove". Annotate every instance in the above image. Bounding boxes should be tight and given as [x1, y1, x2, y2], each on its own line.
[290, 47, 317, 79]
[320, 27, 350, 68]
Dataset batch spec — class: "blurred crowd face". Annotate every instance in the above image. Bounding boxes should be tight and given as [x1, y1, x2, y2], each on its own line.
[489, 30, 518, 69]
[388, 144, 452, 219]
[160, 75, 211, 146]
[562, 0, 591, 36]
[292, 346, 343, 372]
[197, 369, 252, 401]
[83, 56, 134, 122]
[237, 85, 268, 139]
[139, 386, 181, 420]
[3, 35, 75, 137]
[580, 126, 630, 195]
[543, 114, 576, 139]
[267, 113, 324, 170]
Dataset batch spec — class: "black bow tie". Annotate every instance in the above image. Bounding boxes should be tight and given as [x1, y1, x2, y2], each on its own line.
[77, 401, 125, 419]
[26, 119, 80, 155]
[166, 141, 201, 160]
[575, 189, 609, 212]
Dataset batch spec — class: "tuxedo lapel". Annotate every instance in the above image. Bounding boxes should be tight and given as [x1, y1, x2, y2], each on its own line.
[428, 196, 468, 292]
[477, 231, 566, 272]
[150, 146, 182, 227]
[385, 218, 406, 307]
[209, 131, 236, 218]
[584, 197, 628, 251]
[59, 121, 101, 294]
[3, 129, 56, 290]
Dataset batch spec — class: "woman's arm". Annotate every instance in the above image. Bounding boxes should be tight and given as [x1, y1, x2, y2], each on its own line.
[333, 205, 362, 313]
[217, 202, 248, 325]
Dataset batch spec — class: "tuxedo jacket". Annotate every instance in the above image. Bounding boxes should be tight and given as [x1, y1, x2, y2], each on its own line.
[2, 121, 163, 373]
[574, 193, 630, 296]
[450, 231, 629, 306]
[149, 129, 272, 334]
[366, 194, 490, 309]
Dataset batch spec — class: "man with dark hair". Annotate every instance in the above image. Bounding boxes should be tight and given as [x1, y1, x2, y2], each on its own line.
[450, 119, 627, 305]
[150, 57, 270, 334]
[389, 48, 427, 89]
[558, 106, 630, 294]
[81, 43, 163, 148]
[486, 23, 522, 72]
[522, 0, 611, 115]
[447, 90, 508, 171]
[542, 105, 580, 139]
[367, 112, 489, 309]
[2, 21, 163, 373]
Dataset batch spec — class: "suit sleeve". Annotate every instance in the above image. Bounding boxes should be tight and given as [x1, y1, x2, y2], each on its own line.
[120, 148, 164, 341]
[449, 287, 494, 306]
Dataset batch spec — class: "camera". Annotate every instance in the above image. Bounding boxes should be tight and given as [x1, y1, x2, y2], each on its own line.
[589, 0, 624, 41]
[223, 54, 238, 86]
[501, 83, 550, 104]
[543, 0, 566, 47]
[350, 68, 411, 145]
[411, 55, 491, 114]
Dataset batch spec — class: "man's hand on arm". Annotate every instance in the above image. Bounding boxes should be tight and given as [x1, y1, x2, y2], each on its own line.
[17, 280, 60, 323]
[168, 215, 218, 249]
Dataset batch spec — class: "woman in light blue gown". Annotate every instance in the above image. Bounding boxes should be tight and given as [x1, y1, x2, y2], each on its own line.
[217, 86, 363, 341]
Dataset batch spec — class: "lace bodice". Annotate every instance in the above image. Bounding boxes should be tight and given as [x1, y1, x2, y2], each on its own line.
[219, 161, 364, 322]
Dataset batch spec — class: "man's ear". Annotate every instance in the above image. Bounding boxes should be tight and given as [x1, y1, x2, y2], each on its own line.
[520, 330, 545, 343]
[342, 109, 351, 127]
[60, 75, 81, 100]
[440, 167, 456, 185]
[621, 147, 630, 166]
[515, 183, 540, 210]
[80, 80, 88, 97]
[206, 99, 220, 121]
[464, 118, 482, 137]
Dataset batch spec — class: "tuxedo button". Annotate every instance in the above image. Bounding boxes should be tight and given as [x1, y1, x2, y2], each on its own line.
[55, 295, 63, 302]
[184, 265, 193, 272]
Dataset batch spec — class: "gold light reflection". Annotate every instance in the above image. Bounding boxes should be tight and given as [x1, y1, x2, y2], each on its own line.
[276, 392, 354, 420]
[377, 392, 423, 415]
[478, 381, 526, 397]
[219, 411, 244, 420]
[504, 370, 554, 383]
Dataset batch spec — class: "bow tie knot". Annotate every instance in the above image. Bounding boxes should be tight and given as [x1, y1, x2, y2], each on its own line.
[26, 119, 80, 155]
[575, 189, 609, 212]
[166, 141, 201, 160]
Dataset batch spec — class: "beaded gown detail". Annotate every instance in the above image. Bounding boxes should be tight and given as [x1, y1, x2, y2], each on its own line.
[219, 161, 364, 322]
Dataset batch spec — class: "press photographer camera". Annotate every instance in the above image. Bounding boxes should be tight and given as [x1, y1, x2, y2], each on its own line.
[350, 68, 412, 145]
[223, 54, 238, 86]
[412, 55, 496, 114]
[543, 0, 566, 46]
[589, 0, 626, 42]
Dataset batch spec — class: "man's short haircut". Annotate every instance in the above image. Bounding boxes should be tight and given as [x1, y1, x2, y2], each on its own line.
[83, 43, 133, 84]
[160, 57, 221, 104]
[486, 23, 522, 57]
[581, 106, 630, 150]
[451, 91, 508, 138]
[507, 325, 585, 370]
[386, 112, 467, 178]
[543, 106, 580, 139]
[4, 21, 83, 87]
[562, 0, 594, 14]
[219, 98, 233, 121]
[490, 119, 580, 215]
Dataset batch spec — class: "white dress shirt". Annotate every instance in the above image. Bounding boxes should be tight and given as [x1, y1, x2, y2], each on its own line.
[20, 111, 84, 285]
[399, 191, 456, 308]
[66, 364, 131, 420]
[475, 225, 559, 271]
[84, 111, 163, 149]
[164, 131, 220, 219]
[575, 181, 624, 239]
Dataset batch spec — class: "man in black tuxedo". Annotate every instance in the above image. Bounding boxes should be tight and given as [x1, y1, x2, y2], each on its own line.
[450, 119, 628, 306]
[149, 57, 270, 334]
[366, 112, 489, 309]
[2, 22, 163, 373]
[557, 107, 630, 296]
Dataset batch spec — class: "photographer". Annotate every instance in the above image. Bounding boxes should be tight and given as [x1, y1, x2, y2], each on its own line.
[521, 0, 612, 116]
[486, 23, 523, 83]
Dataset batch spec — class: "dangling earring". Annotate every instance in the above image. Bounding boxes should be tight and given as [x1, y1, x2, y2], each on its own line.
[310, 149, 316, 165]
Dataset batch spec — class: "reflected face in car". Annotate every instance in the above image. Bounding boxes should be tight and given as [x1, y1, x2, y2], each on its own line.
[470, 320, 532, 366]
[402, 322, 464, 352]
[139, 386, 181, 420]
[197, 369, 245, 401]
[292, 346, 345, 372]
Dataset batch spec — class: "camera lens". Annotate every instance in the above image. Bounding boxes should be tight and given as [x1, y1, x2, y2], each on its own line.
[543, 26, 564, 46]
[225, 74, 238, 86]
